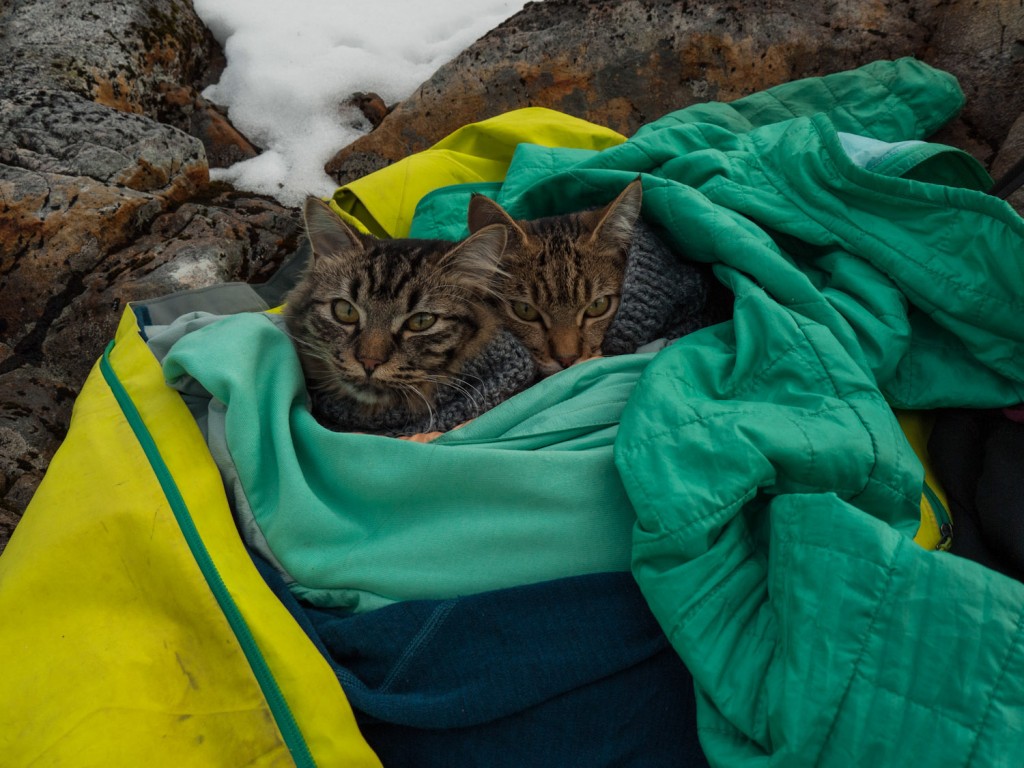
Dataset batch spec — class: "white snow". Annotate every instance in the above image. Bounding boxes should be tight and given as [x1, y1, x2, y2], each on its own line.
[192, 0, 532, 207]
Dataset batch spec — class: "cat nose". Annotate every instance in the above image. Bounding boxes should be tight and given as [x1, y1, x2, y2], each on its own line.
[555, 353, 580, 368]
[358, 356, 385, 373]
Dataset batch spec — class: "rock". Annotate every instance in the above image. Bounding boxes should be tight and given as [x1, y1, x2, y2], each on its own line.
[0, 0, 216, 121]
[41, 187, 302, 386]
[0, 367, 77, 525]
[327, 0, 1024, 183]
[189, 96, 261, 168]
[160, 85, 260, 168]
[0, 0, 300, 553]
[347, 92, 392, 129]
[0, 89, 206, 193]
[923, 0, 1024, 166]
[0, 0, 255, 167]
[990, 113, 1024, 213]
[0, 89, 206, 364]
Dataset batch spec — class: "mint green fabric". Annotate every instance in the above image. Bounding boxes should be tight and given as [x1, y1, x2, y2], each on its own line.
[162, 312, 647, 610]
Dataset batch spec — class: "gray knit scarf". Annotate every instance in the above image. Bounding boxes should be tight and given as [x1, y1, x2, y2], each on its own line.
[602, 219, 713, 356]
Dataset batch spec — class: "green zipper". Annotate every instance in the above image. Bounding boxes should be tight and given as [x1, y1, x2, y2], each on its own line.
[100, 340, 316, 767]
[922, 481, 953, 552]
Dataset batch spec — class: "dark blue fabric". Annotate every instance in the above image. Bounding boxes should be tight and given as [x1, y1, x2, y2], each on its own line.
[251, 552, 707, 767]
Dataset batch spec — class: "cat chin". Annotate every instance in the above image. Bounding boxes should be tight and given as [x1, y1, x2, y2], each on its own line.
[537, 350, 600, 376]
[339, 382, 390, 405]
[326, 377, 437, 416]
[331, 378, 398, 405]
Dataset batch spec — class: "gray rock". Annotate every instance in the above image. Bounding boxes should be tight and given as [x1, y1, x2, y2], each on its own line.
[0, 0, 300, 552]
[0, 367, 76, 522]
[990, 113, 1024, 212]
[1, 89, 207, 190]
[0, 0, 216, 120]
[327, 0, 1024, 182]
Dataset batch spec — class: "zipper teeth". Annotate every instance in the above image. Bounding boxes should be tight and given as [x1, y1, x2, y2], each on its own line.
[100, 340, 316, 767]
[921, 481, 953, 551]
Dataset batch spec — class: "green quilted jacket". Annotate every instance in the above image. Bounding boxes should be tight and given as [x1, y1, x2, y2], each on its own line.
[410, 57, 1024, 765]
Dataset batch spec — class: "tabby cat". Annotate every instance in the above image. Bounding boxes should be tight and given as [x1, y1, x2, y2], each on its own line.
[467, 181, 643, 375]
[284, 195, 520, 433]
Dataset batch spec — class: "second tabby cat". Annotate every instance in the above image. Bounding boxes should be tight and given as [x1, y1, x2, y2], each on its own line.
[468, 180, 715, 376]
[468, 181, 643, 376]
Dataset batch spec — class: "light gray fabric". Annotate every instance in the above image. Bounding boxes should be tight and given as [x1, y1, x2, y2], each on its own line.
[137, 283, 269, 326]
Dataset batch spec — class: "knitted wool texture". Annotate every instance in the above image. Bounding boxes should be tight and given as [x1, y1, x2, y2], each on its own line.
[602, 220, 712, 356]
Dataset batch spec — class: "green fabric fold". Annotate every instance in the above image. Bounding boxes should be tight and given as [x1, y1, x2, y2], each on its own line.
[162, 313, 646, 611]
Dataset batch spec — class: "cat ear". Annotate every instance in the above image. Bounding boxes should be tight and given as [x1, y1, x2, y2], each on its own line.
[584, 179, 643, 251]
[443, 224, 508, 292]
[467, 194, 529, 247]
[303, 195, 364, 260]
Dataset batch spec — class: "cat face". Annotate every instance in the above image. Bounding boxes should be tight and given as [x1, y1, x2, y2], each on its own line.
[285, 196, 507, 417]
[467, 181, 642, 375]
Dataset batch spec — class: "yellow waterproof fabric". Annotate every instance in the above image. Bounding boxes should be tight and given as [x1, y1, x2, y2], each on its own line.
[0, 310, 380, 767]
[897, 410, 954, 550]
[329, 106, 626, 237]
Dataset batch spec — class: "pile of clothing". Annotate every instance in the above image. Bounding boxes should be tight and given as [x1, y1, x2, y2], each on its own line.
[2, 58, 1022, 766]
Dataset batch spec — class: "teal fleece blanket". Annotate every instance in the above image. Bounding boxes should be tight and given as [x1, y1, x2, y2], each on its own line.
[163, 58, 1024, 764]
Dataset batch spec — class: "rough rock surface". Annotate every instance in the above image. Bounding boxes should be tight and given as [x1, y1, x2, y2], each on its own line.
[2, 0, 1023, 554]
[0, 0, 300, 551]
[327, 0, 1024, 182]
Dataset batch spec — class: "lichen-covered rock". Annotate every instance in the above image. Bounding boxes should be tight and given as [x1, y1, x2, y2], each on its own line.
[0, 367, 77, 525]
[0, 165, 164, 359]
[0, 0, 215, 121]
[0, 0, 257, 167]
[0, 88, 208, 360]
[0, 0, 297, 550]
[327, 0, 1024, 183]
[0, 89, 207, 193]
[42, 188, 302, 386]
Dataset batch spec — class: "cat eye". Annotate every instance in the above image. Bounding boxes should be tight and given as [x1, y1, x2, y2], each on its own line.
[332, 299, 359, 324]
[584, 295, 613, 318]
[405, 312, 437, 332]
[511, 301, 540, 322]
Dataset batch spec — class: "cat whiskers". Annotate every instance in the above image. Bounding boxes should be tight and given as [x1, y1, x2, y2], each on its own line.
[285, 333, 371, 395]
[418, 372, 484, 413]
[395, 381, 437, 433]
